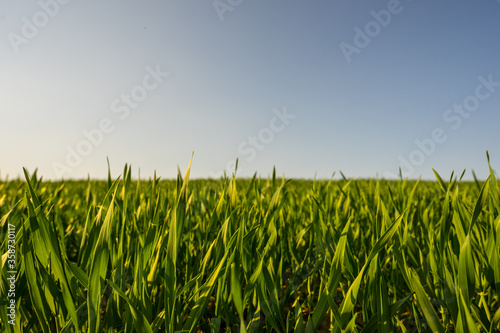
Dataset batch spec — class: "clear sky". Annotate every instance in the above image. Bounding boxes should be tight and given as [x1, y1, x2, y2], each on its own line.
[1, 0, 499, 180]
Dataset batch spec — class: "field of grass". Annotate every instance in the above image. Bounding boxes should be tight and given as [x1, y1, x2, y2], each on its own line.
[1, 155, 500, 332]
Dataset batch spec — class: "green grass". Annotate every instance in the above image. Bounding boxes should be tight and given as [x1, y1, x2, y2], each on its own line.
[0, 154, 499, 332]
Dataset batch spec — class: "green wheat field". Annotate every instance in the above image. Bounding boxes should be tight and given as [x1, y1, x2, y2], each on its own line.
[1, 153, 499, 332]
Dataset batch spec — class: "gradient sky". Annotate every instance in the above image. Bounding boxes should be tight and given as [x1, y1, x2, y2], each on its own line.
[1, 0, 499, 180]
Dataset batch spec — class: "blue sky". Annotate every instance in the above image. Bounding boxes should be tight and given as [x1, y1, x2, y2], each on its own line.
[1, 0, 499, 180]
